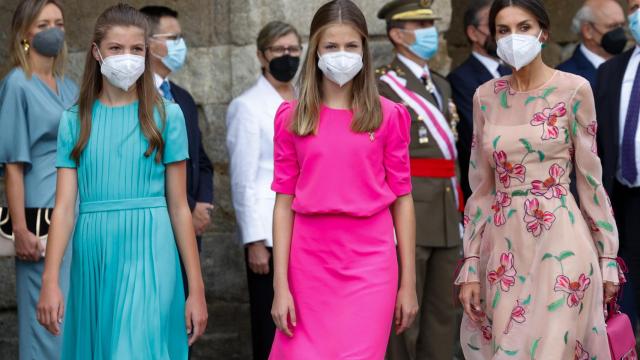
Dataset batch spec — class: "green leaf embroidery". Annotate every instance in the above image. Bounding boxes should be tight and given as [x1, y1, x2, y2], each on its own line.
[607, 261, 618, 268]
[592, 326, 598, 334]
[560, 196, 567, 207]
[568, 211, 575, 225]
[573, 100, 581, 115]
[522, 294, 532, 305]
[586, 174, 599, 188]
[481, 105, 487, 112]
[542, 253, 553, 261]
[537, 150, 545, 162]
[493, 135, 501, 150]
[556, 251, 575, 261]
[579, 302, 584, 314]
[502, 348, 519, 356]
[467, 343, 481, 351]
[597, 241, 605, 253]
[492, 289, 501, 309]
[596, 221, 614, 232]
[518, 275, 526, 283]
[487, 216, 493, 224]
[500, 91, 509, 109]
[547, 296, 565, 312]
[525, 96, 537, 105]
[572, 120, 578, 136]
[542, 86, 557, 98]
[564, 128, 570, 144]
[563, 331, 568, 345]
[589, 263, 594, 276]
[473, 207, 483, 223]
[470, 160, 477, 169]
[519, 138, 534, 153]
[591, 356, 597, 360]
[530, 337, 542, 360]
[512, 190, 529, 197]
[593, 193, 600, 206]
[505, 237, 513, 250]
[469, 266, 477, 274]
[507, 209, 517, 218]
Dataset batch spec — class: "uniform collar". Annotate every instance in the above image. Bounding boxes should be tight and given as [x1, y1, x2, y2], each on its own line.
[397, 53, 431, 80]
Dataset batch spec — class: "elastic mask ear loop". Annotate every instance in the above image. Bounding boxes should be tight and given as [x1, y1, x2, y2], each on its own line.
[93, 43, 105, 65]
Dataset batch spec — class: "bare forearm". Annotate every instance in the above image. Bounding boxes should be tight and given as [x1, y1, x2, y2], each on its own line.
[42, 208, 75, 283]
[272, 196, 294, 290]
[170, 204, 205, 294]
[5, 164, 27, 230]
[392, 194, 416, 288]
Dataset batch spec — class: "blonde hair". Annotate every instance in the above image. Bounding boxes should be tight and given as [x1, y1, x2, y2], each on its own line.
[9, 0, 67, 78]
[72, 3, 165, 164]
[293, 0, 382, 136]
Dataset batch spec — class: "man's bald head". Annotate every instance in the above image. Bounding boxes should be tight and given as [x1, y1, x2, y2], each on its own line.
[572, 0, 626, 58]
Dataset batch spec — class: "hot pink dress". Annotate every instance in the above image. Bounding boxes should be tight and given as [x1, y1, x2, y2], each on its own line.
[268, 97, 412, 359]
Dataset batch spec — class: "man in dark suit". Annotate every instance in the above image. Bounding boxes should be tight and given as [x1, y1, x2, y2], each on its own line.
[595, 0, 640, 327]
[558, 0, 626, 86]
[141, 6, 214, 247]
[447, 0, 510, 201]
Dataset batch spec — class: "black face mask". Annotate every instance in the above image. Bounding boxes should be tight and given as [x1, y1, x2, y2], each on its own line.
[600, 27, 627, 55]
[268, 55, 300, 83]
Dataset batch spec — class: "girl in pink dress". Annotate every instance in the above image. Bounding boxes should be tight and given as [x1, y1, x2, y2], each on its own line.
[268, 1, 418, 359]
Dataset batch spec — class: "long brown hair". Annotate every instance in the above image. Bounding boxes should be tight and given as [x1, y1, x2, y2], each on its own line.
[9, 0, 67, 77]
[293, 0, 382, 136]
[71, 3, 165, 163]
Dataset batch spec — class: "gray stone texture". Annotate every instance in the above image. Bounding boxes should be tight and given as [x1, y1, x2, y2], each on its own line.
[0, 0, 624, 358]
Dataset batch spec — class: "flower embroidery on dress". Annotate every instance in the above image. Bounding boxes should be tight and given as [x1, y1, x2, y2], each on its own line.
[463, 215, 471, 228]
[480, 325, 492, 344]
[492, 191, 512, 226]
[530, 102, 567, 140]
[530, 163, 568, 199]
[523, 198, 556, 237]
[574, 340, 590, 360]
[488, 252, 517, 292]
[504, 300, 526, 334]
[494, 79, 516, 95]
[587, 121, 598, 154]
[471, 133, 477, 149]
[554, 274, 591, 308]
[494, 150, 526, 188]
[587, 216, 600, 232]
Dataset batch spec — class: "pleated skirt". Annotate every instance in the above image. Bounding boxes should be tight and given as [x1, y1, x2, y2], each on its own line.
[61, 205, 187, 360]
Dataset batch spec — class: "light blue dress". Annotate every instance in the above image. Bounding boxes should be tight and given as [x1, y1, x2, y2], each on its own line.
[0, 67, 76, 360]
[56, 100, 189, 359]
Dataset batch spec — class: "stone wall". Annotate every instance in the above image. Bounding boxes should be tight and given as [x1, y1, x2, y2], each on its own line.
[0, 0, 624, 358]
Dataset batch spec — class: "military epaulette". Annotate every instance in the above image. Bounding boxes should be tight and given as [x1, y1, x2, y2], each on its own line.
[375, 64, 406, 77]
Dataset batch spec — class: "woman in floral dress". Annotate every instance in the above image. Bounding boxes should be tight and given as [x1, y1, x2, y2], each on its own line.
[455, 0, 621, 359]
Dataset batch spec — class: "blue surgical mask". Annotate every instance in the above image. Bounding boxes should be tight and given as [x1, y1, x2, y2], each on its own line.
[161, 38, 188, 72]
[404, 27, 439, 60]
[630, 10, 640, 44]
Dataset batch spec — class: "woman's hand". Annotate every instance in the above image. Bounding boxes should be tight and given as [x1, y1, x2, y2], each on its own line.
[36, 280, 64, 335]
[604, 281, 619, 304]
[394, 285, 419, 334]
[14, 228, 42, 261]
[459, 282, 485, 323]
[185, 290, 208, 346]
[271, 286, 296, 337]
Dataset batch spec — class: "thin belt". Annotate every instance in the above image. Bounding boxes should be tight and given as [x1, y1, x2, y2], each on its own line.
[79, 197, 167, 214]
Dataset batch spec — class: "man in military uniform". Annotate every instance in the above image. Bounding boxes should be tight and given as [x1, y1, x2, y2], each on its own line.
[376, 1, 462, 359]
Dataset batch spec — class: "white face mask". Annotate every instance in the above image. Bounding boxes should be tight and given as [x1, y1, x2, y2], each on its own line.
[317, 51, 363, 87]
[96, 46, 146, 91]
[496, 31, 543, 71]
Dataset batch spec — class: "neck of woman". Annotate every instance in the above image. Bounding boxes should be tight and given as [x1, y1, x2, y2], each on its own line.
[28, 52, 55, 78]
[510, 56, 554, 91]
[264, 72, 295, 101]
[321, 77, 353, 109]
[99, 79, 138, 106]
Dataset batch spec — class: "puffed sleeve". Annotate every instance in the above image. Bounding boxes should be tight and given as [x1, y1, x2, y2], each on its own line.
[570, 81, 621, 284]
[384, 103, 412, 196]
[56, 110, 78, 168]
[271, 101, 299, 195]
[162, 103, 190, 164]
[0, 74, 31, 168]
[455, 90, 495, 284]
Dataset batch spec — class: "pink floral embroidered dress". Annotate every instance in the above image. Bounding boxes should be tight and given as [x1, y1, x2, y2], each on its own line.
[455, 71, 621, 360]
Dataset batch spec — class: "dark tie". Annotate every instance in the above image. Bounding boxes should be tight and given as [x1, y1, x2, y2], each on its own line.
[621, 63, 640, 184]
[160, 80, 174, 101]
[421, 72, 441, 109]
[498, 64, 511, 76]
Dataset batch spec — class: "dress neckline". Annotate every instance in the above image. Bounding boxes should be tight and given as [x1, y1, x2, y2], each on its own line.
[507, 70, 559, 94]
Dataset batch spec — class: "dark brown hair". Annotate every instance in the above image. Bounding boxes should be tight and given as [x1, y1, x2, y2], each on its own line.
[489, 0, 550, 38]
[293, 0, 382, 135]
[72, 3, 165, 163]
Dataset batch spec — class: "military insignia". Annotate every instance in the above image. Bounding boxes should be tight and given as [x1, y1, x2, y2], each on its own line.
[420, 0, 433, 8]
[448, 99, 460, 142]
[418, 124, 429, 144]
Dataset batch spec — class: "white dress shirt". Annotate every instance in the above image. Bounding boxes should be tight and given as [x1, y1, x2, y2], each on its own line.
[226, 75, 285, 247]
[397, 53, 443, 109]
[617, 45, 640, 188]
[579, 44, 607, 69]
[472, 51, 501, 79]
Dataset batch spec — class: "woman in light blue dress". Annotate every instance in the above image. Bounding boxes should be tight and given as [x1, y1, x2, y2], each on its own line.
[36, 4, 208, 359]
[0, 1, 76, 358]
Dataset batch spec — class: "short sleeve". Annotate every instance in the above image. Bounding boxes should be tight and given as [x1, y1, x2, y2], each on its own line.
[55, 110, 78, 168]
[384, 103, 412, 196]
[162, 103, 189, 164]
[271, 101, 299, 195]
[0, 73, 31, 168]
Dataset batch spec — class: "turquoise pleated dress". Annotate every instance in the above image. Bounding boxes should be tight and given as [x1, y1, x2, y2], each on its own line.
[56, 100, 189, 359]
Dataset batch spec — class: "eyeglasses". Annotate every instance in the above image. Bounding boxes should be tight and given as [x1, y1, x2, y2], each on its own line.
[151, 33, 183, 42]
[264, 45, 303, 56]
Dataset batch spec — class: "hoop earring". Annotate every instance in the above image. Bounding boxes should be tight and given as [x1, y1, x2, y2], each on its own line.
[21, 39, 29, 53]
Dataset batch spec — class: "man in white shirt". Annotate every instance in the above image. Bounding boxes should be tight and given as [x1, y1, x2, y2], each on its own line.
[448, 0, 511, 201]
[594, 0, 640, 332]
[558, 0, 626, 87]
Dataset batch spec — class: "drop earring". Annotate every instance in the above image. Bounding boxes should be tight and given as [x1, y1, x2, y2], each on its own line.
[21, 39, 29, 53]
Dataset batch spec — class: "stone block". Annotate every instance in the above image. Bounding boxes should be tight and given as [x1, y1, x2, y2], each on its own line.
[229, 0, 262, 46]
[0, 258, 16, 310]
[200, 233, 248, 302]
[0, 311, 18, 360]
[172, 46, 232, 105]
[230, 45, 262, 99]
[201, 104, 230, 164]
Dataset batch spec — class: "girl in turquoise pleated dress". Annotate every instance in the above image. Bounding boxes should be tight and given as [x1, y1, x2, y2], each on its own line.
[36, 4, 208, 359]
